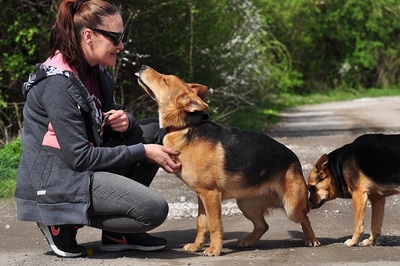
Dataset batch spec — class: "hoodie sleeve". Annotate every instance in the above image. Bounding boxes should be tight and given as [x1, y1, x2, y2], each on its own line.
[41, 75, 145, 171]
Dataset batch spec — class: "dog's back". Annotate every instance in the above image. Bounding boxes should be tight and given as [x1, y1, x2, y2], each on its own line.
[188, 120, 301, 184]
[351, 134, 400, 185]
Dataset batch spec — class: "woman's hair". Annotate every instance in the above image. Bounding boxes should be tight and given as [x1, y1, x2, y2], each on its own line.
[49, 0, 121, 75]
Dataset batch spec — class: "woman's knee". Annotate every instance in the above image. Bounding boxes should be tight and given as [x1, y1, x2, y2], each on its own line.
[147, 197, 169, 228]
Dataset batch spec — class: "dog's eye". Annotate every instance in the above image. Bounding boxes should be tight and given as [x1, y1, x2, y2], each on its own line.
[309, 185, 316, 192]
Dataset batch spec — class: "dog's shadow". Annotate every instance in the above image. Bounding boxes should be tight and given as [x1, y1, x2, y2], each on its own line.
[75, 230, 400, 260]
[279, 231, 400, 247]
[223, 230, 400, 254]
[309, 233, 400, 247]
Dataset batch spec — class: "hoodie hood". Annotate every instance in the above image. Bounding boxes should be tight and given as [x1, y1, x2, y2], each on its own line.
[22, 64, 74, 98]
[22, 52, 76, 98]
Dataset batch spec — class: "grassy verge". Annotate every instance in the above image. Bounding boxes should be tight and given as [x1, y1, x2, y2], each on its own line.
[0, 138, 21, 198]
[230, 86, 400, 132]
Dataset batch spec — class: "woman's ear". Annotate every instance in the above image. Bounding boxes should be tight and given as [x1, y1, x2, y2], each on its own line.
[82, 29, 93, 46]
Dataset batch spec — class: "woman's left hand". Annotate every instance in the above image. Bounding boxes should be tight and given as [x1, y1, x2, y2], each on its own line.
[104, 110, 129, 133]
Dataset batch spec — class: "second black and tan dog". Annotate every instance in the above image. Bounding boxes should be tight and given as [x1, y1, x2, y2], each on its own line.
[136, 65, 320, 256]
[308, 133, 400, 246]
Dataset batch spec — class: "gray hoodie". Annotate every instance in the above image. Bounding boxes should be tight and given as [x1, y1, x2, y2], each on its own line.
[15, 63, 145, 225]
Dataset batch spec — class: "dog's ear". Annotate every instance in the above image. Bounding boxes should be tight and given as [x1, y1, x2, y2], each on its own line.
[188, 83, 208, 100]
[316, 154, 329, 170]
[316, 154, 330, 179]
[176, 92, 209, 112]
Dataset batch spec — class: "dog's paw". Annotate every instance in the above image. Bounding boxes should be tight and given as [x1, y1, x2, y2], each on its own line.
[305, 239, 321, 247]
[183, 243, 202, 253]
[344, 239, 359, 246]
[236, 238, 255, 248]
[203, 246, 222, 256]
[360, 238, 375, 246]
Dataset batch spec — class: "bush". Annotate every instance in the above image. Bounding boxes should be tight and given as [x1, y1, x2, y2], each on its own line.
[0, 138, 21, 198]
[253, 0, 400, 92]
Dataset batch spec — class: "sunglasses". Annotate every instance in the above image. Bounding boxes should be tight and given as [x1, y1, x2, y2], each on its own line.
[91, 28, 125, 46]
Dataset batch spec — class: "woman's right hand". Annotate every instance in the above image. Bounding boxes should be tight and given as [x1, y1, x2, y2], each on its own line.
[143, 144, 181, 173]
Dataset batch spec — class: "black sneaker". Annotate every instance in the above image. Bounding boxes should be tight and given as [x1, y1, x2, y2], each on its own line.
[99, 231, 167, 252]
[37, 223, 86, 257]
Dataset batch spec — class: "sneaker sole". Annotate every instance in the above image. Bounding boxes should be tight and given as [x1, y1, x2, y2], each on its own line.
[99, 243, 166, 252]
[37, 223, 85, 258]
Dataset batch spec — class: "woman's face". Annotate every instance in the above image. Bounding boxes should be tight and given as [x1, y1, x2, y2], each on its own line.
[82, 14, 125, 67]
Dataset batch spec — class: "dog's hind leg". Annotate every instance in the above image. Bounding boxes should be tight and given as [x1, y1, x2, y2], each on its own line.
[361, 194, 386, 246]
[298, 215, 320, 247]
[283, 177, 321, 247]
[285, 204, 320, 246]
[236, 198, 269, 247]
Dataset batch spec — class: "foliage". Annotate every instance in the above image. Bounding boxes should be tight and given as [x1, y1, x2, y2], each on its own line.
[0, 0, 55, 103]
[0, 0, 56, 144]
[0, 0, 399, 145]
[114, 0, 282, 122]
[0, 138, 21, 198]
[253, 0, 400, 92]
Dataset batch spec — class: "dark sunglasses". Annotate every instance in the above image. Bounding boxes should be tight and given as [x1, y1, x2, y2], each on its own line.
[91, 28, 125, 46]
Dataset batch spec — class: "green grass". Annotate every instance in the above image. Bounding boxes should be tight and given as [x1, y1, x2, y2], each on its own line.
[230, 86, 400, 132]
[0, 138, 21, 198]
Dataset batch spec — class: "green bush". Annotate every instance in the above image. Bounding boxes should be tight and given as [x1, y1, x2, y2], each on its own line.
[253, 0, 400, 92]
[0, 138, 21, 198]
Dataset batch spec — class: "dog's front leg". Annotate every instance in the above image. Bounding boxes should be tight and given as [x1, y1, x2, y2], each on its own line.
[183, 196, 207, 253]
[361, 195, 385, 246]
[345, 191, 368, 246]
[199, 190, 223, 256]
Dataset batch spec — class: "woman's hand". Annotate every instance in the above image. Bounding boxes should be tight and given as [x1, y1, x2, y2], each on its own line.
[144, 144, 181, 173]
[104, 110, 129, 133]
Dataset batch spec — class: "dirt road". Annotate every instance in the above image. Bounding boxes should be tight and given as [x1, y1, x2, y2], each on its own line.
[1, 96, 400, 266]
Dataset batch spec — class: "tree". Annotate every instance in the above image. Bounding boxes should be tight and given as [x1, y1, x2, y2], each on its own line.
[1, 0, 281, 144]
[0, 0, 56, 145]
[254, 0, 400, 92]
[114, 0, 283, 121]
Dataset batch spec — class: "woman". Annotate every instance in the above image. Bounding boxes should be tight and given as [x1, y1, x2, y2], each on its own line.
[15, 0, 181, 258]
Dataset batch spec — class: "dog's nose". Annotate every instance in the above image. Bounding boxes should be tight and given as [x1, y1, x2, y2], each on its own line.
[140, 65, 148, 71]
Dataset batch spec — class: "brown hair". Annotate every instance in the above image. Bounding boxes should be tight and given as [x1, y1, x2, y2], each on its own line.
[49, 0, 121, 75]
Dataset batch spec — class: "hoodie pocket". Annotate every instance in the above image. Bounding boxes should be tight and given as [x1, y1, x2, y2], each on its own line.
[40, 155, 54, 189]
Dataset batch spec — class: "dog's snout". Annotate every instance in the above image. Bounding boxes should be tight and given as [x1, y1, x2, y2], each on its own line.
[310, 199, 325, 209]
[140, 65, 148, 71]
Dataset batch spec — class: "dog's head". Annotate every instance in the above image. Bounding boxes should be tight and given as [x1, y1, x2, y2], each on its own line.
[136, 65, 209, 129]
[307, 154, 339, 209]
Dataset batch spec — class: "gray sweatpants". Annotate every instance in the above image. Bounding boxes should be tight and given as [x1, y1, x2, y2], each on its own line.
[87, 118, 169, 233]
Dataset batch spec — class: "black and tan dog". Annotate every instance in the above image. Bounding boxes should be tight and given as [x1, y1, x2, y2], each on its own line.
[307, 133, 400, 246]
[136, 65, 320, 256]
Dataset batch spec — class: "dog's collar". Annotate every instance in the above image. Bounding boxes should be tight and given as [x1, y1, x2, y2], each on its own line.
[166, 126, 181, 133]
[165, 113, 210, 133]
[328, 148, 352, 198]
